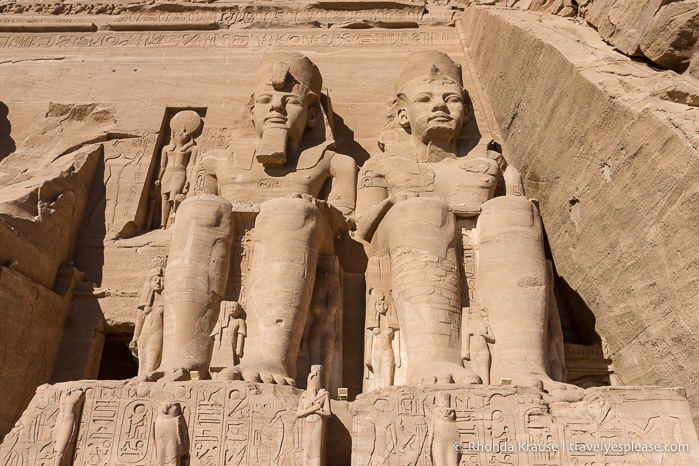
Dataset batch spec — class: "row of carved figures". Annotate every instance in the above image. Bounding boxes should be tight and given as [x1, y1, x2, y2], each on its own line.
[124, 49, 573, 405]
[49, 367, 332, 466]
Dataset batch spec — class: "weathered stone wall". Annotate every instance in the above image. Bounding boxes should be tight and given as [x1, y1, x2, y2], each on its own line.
[0, 267, 72, 439]
[462, 5, 699, 423]
[505, 0, 699, 76]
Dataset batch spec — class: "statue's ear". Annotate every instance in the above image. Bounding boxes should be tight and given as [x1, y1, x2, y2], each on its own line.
[397, 107, 410, 129]
[306, 107, 318, 129]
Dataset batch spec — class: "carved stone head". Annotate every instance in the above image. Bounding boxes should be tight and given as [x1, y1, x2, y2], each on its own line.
[307, 364, 324, 390]
[395, 51, 468, 149]
[250, 52, 323, 167]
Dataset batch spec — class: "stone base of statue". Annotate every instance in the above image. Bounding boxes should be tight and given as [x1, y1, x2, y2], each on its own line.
[3, 382, 699, 465]
[0, 380, 311, 466]
[351, 385, 699, 466]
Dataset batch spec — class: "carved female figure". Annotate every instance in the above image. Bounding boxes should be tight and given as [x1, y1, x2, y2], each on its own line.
[130, 266, 165, 377]
[461, 306, 494, 384]
[209, 301, 246, 373]
[365, 290, 401, 390]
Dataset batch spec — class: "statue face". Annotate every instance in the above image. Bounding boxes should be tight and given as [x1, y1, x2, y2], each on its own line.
[251, 88, 317, 142]
[151, 275, 164, 292]
[375, 299, 389, 315]
[398, 81, 465, 144]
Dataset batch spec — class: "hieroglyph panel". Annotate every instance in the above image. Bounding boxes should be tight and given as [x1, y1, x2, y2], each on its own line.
[352, 385, 699, 466]
[0, 381, 306, 466]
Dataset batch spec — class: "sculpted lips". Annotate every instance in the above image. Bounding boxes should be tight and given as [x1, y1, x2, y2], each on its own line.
[265, 113, 288, 123]
[429, 112, 453, 122]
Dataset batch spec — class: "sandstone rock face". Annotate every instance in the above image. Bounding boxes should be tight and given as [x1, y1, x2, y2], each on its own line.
[462, 5, 699, 424]
[584, 0, 675, 56]
[640, 1, 699, 72]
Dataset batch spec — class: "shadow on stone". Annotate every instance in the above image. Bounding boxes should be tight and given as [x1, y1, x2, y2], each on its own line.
[0, 102, 16, 161]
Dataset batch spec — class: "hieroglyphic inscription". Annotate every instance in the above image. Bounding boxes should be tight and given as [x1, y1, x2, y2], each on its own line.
[352, 386, 699, 466]
[0, 381, 305, 466]
[117, 401, 152, 463]
[0, 3, 454, 26]
[0, 30, 452, 49]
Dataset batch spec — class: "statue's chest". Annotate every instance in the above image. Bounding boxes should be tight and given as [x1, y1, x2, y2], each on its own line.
[218, 163, 327, 203]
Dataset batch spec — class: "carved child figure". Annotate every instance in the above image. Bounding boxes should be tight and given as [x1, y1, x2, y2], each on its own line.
[130, 266, 165, 377]
[461, 306, 494, 384]
[156, 110, 202, 228]
[53, 388, 85, 466]
[209, 301, 246, 373]
[154, 402, 189, 466]
[155, 52, 356, 385]
[297, 365, 331, 466]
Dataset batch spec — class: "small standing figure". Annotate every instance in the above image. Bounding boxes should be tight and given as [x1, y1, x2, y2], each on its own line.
[297, 365, 331, 466]
[428, 393, 460, 466]
[153, 402, 189, 466]
[209, 301, 247, 373]
[156, 110, 202, 229]
[365, 290, 401, 391]
[130, 266, 165, 377]
[461, 306, 494, 385]
[53, 388, 85, 466]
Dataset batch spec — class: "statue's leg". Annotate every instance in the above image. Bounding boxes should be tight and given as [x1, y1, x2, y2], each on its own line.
[379, 197, 480, 385]
[156, 194, 234, 380]
[476, 196, 575, 395]
[160, 193, 170, 229]
[235, 196, 332, 386]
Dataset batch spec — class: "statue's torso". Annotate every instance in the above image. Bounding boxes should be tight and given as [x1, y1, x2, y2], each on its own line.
[382, 156, 500, 215]
[216, 148, 333, 205]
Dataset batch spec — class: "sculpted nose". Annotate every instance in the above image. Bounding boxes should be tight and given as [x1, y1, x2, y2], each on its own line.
[432, 98, 448, 112]
[270, 96, 285, 114]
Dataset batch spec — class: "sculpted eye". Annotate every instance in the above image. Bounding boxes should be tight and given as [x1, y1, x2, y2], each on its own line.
[285, 96, 303, 106]
[256, 95, 272, 104]
[414, 94, 431, 103]
[445, 94, 462, 103]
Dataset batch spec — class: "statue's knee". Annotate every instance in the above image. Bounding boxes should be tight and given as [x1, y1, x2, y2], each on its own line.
[175, 194, 234, 228]
[387, 197, 453, 230]
[257, 196, 321, 233]
[479, 196, 540, 232]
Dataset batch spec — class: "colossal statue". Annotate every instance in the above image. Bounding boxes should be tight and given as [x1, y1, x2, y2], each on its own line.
[357, 50, 565, 392]
[152, 52, 356, 385]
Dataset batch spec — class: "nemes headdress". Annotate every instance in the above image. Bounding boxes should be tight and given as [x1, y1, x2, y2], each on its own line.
[256, 52, 323, 98]
[395, 50, 463, 95]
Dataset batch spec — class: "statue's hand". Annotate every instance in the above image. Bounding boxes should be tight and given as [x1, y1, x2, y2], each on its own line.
[183, 181, 190, 193]
[154, 180, 161, 187]
[128, 340, 138, 357]
[395, 359, 402, 368]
